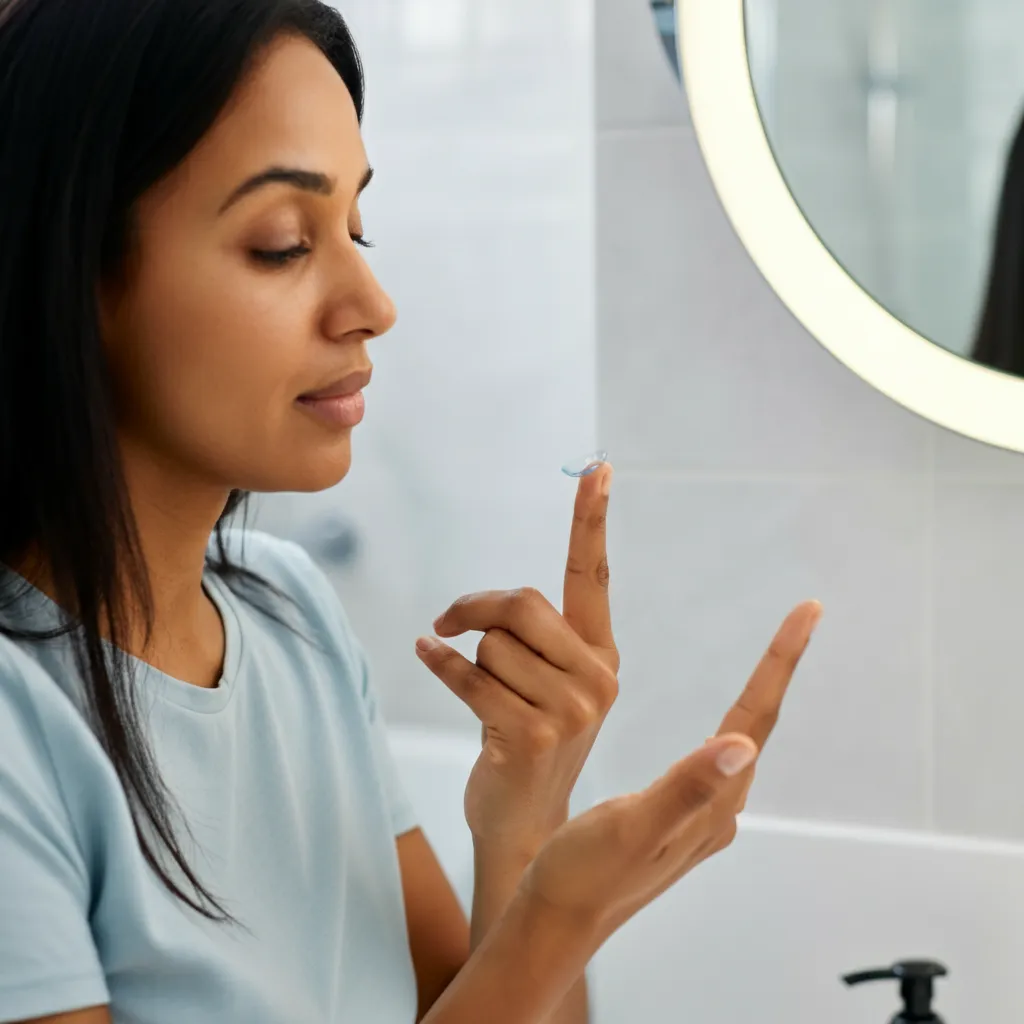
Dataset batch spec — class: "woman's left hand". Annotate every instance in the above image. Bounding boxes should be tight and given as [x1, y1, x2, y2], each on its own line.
[415, 463, 619, 857]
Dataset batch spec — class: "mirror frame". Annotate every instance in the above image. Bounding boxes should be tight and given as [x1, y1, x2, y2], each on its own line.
[677, 0, 1024, 453]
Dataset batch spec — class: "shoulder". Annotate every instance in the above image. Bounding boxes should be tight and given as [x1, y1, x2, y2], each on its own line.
[0, 634, 87, 752]
[0, 635, 110, 859]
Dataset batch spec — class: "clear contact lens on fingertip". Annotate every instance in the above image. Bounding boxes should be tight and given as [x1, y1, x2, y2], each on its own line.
[561, 450, 608, 478]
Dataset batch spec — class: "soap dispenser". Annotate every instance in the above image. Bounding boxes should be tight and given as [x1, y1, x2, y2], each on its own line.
[842, 960, 948, 1023]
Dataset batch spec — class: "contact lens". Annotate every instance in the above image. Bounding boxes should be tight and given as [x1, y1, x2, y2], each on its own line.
[561, 450, 608, 478]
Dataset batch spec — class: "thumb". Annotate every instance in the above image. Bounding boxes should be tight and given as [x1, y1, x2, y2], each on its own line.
[640, 734, 759, 839]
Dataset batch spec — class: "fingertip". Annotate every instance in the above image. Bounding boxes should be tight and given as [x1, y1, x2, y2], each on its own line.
[415, 636, 441, 654]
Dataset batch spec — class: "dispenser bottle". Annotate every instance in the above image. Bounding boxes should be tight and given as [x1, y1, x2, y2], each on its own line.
[842, 960, 948, 1023]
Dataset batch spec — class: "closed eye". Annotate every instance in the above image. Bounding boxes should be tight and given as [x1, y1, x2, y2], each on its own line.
[251, 244, 311, 266]
[251, 234, 375, 267]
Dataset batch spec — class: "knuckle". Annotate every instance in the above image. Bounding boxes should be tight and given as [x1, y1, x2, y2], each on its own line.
[607, 646, 621, 677]
[731, 695, 764, 733]
[595, 665, 619, 708]
[595, 557, 611, 589]
[766, 638, 799, 672]
[564, 556, 585, 578]
[587, 511, 607, 531]
[511, 586, 544, 612]
[563, 690, 599, 732]
[432, 644, 459, 668]
[523, 718, 560, 752]
[740, 692, 779, 734]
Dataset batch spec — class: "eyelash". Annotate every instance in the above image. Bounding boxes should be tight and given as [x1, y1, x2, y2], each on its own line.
[251, 235, 374, 266]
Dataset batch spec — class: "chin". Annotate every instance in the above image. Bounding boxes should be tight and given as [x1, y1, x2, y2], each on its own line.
[247, 441, 354, 495]
[294, 454, 354, 493]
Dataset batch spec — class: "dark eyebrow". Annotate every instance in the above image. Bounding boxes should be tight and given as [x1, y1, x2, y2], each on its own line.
[218, 165, 374, 215]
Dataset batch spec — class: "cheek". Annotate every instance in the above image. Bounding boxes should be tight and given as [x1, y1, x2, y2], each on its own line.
[111, 256, 307, 470]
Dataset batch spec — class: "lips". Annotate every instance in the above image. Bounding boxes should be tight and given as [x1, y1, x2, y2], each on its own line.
[298, 368, 372, 400]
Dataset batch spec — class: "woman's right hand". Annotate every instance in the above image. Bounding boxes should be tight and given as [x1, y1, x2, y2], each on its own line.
[518, 599, 822, 942]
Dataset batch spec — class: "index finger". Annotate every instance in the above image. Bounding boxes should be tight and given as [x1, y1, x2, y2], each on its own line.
[715, 600, 823, 749]
[562, 462, 615, 653]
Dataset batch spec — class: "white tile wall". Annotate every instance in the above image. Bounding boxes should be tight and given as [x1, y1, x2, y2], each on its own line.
[932, 482, 1024, 838]
[596, 0, 1024, 841]
[600, 473, 931, 828]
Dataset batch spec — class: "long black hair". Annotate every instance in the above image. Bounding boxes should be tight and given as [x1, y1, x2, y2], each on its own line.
[972, 106, 1024, 377]
[0, 0, 364, 925]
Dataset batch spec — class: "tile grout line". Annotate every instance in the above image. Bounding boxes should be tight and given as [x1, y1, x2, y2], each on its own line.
[609, 467, 1024, 486]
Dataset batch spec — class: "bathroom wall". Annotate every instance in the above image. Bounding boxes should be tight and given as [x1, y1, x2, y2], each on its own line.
[592, 0, 1024, 843]
[251, 0, 596, 731]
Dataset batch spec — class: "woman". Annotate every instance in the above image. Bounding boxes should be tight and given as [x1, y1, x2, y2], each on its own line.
[0, 1, 823, 1022]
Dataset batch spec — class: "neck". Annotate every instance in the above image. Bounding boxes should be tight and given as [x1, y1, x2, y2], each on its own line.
[9, 440, 233, 686]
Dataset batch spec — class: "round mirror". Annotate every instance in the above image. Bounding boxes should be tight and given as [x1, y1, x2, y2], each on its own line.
[746, 0, 1024, 375]
[677, 0, 1024, 453]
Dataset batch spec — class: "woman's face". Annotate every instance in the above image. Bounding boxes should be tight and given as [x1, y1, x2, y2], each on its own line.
[99, 32, 395, 497]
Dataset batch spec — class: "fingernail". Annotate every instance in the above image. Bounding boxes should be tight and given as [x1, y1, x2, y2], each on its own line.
[600, 464, 614, 498]
[416, 636, 440, 653]
[716, 740, 757, 777]
[808, 601, 824, 637]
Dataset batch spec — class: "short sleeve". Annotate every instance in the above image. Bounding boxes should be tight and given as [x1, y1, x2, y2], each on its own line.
[0, 648, 109, 1022]
[273, 540, 420, 838]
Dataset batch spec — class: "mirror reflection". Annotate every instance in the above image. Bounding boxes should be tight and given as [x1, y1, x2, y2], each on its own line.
[745, 0, 1024, 377]
[651, 0, 680, 77]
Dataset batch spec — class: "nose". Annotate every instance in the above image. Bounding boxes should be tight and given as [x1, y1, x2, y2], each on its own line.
[372, 279, 398, 337]
[330, 248, 397, 342]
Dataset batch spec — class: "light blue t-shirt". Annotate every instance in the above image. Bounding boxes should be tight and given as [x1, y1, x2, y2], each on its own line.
[0, 530, 420, 1023]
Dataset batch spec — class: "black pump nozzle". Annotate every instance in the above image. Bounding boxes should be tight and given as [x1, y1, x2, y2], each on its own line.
[842, 960, 948, 1023]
